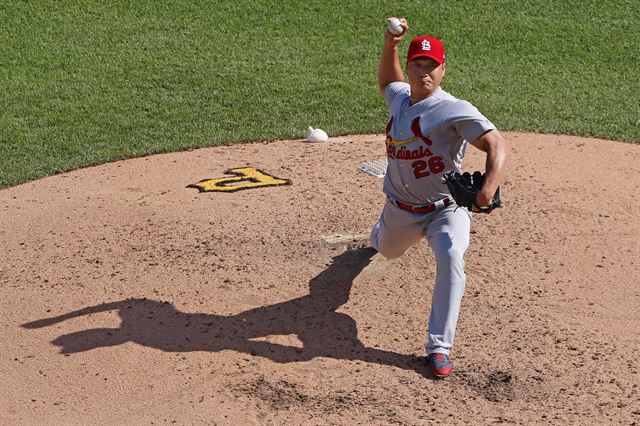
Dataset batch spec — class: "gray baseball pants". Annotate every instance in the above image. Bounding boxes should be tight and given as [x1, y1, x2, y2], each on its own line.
[370, 199, 471, 356]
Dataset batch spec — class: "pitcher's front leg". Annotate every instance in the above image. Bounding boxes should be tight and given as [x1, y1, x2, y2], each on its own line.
[424, 207, 471, 355]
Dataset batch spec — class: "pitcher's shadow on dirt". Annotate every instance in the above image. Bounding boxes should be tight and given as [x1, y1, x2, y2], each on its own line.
[23, 247, 435, 379]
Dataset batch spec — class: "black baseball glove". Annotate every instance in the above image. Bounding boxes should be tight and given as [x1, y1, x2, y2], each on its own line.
[442, 171, 501, 213]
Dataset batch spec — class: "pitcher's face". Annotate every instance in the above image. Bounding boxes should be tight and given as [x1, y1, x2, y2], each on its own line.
[406, 58, 446, 101]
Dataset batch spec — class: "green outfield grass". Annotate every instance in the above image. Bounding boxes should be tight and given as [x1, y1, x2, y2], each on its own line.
[1, 1, 638, 188]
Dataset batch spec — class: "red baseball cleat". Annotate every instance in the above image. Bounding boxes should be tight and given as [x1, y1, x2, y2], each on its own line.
[428, 353, 453, 378]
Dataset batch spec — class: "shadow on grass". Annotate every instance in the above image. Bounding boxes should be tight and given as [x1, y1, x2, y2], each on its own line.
[23, 247, 435, 379]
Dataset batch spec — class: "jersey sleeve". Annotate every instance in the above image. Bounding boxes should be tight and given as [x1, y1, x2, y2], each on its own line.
[447, 100, 496, 143]
[384, 82, 410, 112]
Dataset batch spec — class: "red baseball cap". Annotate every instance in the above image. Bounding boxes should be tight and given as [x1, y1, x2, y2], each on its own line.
[407, 36, 445, 64]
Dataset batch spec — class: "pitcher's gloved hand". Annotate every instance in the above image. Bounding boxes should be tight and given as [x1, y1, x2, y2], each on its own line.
[442, 171, 501, 213]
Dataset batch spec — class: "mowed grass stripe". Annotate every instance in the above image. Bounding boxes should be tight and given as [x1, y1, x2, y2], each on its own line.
[1, 1, 638, 188]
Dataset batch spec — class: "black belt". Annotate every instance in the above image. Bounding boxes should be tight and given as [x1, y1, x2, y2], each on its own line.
[394, 197, 452, 214]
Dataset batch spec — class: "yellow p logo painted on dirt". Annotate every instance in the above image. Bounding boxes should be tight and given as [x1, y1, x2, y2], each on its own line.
[188, 167, 291, 192]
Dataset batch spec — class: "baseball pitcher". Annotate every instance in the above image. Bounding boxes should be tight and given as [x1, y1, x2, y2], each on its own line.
[370, 18, 509, 377]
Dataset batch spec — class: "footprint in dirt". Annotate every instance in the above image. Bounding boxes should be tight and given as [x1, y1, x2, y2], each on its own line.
[455, 370, 517, 402]
[483, 371, 516, 402]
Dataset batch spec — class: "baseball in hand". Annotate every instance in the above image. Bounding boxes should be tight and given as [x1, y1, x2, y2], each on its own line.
[387, 17, 403, 36]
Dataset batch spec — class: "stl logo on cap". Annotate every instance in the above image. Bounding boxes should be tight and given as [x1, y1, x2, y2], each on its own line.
[407, 35, 445, 64]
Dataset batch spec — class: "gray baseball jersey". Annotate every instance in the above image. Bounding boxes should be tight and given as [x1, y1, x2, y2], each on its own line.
[383, 82, 496, 206]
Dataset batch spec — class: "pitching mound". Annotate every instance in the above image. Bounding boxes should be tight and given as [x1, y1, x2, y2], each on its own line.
[1, 132, 638, 424]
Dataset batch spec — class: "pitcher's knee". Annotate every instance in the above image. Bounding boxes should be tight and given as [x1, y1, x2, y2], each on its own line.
[376, 245, 405, 259]
[435, 246, 465, 265]
[370, 226, 409, 259]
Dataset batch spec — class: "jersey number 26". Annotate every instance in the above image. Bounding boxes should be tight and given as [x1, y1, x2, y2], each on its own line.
[412, 157, 445, 179]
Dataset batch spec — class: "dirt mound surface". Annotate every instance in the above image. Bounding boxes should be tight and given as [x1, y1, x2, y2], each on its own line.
[1, 132, 639, 424]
